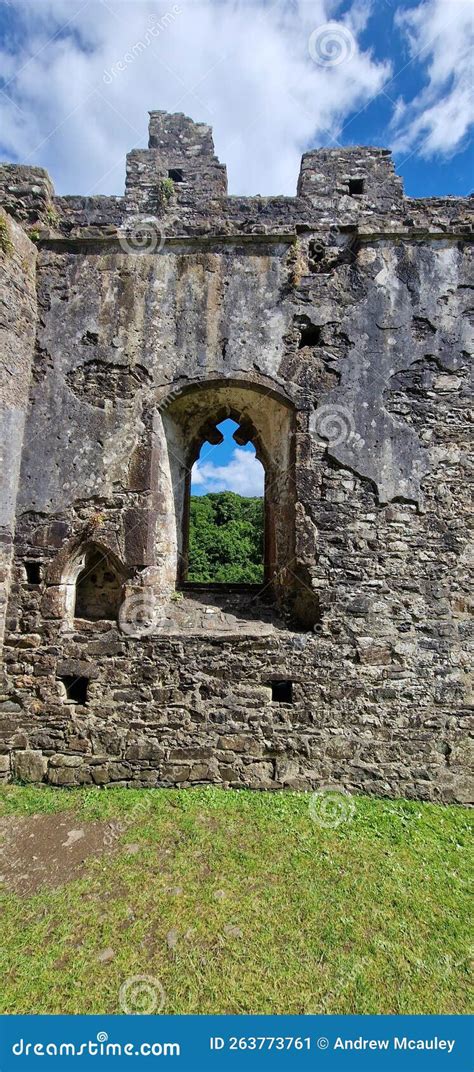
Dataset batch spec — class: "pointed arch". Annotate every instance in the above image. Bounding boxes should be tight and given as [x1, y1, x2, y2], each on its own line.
[51, 540, 126, 623]
[154, 378, 296, 600]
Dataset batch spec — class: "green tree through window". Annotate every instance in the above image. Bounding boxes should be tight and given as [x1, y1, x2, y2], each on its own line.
[187, 491, 264, 583]
[188, 418, 265, 583]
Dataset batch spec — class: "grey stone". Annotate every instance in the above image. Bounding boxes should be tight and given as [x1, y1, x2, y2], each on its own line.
[96, 948, 115, 963]
[223, 924, 243, 939]
[12, 750, 47, 783]
[166, 928, 179, 950]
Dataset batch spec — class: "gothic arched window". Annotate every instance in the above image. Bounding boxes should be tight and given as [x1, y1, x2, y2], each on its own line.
[157, 380, 296, 602]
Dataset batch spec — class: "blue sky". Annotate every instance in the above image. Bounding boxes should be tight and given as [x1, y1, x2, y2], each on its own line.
[333, 0, 473, 197]
[1, 0, 472, 494]
[191, 420, 264, 496]
[0, 0, 472, 199]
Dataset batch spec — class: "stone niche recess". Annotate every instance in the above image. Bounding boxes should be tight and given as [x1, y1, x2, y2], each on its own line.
[42, 541, 127, 626]
[0, 109, 472, 803]
[73, 545, 124, 622]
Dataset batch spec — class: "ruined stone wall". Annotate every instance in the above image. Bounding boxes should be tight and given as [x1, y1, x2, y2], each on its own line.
[0, 212, 37, 667]
[0, 112, 472, 800]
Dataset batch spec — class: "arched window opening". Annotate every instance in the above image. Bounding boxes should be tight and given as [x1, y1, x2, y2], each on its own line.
[74, 546, 123, 621]
[188, 418, 264, 583]
[158, 381, 296, 603]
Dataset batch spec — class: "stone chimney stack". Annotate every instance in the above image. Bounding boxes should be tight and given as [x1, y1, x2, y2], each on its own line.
[125, 111, 227, 217]
[297, 146, 404, 219]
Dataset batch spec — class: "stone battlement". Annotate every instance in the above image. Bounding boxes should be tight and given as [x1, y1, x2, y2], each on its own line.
[0, 112, 471, 237]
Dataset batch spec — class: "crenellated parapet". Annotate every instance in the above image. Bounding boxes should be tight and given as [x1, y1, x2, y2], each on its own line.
[1, 112, 471, 240]
[297, 146, 405, 221]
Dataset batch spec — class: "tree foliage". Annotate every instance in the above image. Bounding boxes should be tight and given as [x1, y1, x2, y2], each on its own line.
[187, 492, 264, 583]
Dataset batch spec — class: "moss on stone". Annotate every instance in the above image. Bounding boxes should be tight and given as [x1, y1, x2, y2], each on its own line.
[160, 177, 175, 203]
[0, 214, 13, 257]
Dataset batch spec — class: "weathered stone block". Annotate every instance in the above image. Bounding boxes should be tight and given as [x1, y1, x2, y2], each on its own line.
[357, 639, 393, 665]
[218, 734, 259, 753]
[245, 761, 275, 787]
[219, 764, 240, 781]
[161, 765, 191, 783]
[41, 586, 67, 619]
[48, 766, 81, 786]
[12, 634, 41, 649]
[91, 765, 110, 785]
[49, 753, 84, 767]
[12, 749, 47, 783]
[125, 742, 163, 761]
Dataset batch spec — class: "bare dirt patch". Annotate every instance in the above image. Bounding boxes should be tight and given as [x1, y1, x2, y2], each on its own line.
[0, 813, 117, 895]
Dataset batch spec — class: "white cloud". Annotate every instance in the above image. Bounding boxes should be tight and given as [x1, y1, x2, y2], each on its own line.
[0, 0, 391, 195]
[192, 447, 264, 496]
[391, 0, 474, 157]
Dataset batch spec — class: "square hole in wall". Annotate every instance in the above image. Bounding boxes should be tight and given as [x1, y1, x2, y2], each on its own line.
[24, 561, 41, 585]
[59, 675, 88, 705]
[268, 680, 293, 703]
[168, 168, 184, 182]
[349, 178, 364, 195]
[297, 315, 322, 349]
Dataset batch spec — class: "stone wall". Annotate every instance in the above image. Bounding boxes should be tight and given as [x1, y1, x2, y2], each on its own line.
[0, 212, 37, 662]
[0, 111, 472, 801]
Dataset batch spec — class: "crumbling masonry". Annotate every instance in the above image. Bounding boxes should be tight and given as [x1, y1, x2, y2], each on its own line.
[0, 111, 472, 800]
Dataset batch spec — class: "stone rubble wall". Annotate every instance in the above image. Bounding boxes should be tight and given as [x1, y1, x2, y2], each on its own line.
[0, 213, 37, 668]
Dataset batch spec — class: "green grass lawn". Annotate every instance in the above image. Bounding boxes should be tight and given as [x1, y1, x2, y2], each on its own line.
[0, 786, 471, 1015]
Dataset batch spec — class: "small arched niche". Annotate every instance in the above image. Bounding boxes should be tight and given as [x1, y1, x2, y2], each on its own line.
[155, 380, 296, 603]
[64, 544, 124, 622]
